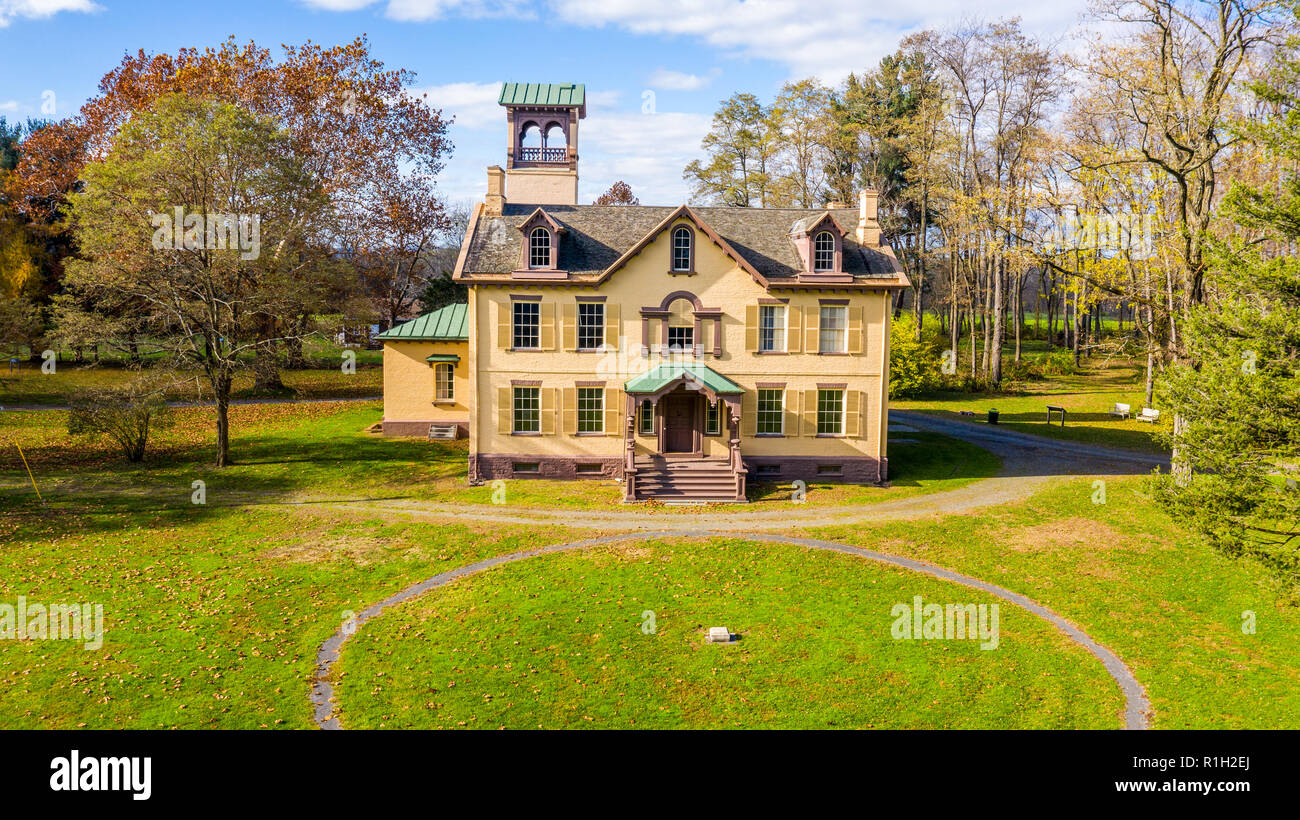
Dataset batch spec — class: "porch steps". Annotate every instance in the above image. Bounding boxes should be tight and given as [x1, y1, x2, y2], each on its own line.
[632, 459, 744, 502]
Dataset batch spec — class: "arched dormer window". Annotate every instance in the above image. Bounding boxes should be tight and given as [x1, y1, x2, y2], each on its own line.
[813, 230, 836, 272]
[529, 227, 551, 269]
[514, 208, 566, 277]
[671, 226, 693, 272]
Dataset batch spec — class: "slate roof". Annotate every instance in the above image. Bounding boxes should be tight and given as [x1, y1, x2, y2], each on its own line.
[498, 83, 585, 110]
[457, 204, 905, 287]
[374, 303, 468, 342]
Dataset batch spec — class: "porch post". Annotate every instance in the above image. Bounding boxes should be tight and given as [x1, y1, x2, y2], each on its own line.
[727, 399, 745, 501]
[624, 392, 637, 501]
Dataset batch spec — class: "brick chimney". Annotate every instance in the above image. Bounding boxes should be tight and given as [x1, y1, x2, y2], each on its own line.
[857, 188, 880, 245]
[485, 165, 505, 216]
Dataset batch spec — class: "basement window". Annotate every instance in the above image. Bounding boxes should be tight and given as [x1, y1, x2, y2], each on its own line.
[756, 464, 781, 477]
[512, 462, 540, 475]
[817, 464, 843, 476]
[576, 463, 603, 475]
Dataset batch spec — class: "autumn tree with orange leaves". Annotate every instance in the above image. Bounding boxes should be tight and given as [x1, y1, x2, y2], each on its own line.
[8, 35, 453, 384]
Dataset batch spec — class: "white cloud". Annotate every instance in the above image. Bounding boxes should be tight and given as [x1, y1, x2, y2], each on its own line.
[0, 0, 99, 27]
[586, 89, 622, 112]
[297, 0, 532, 20]
[552, 0, 1090, 81]
[386, 0, 532, 21]
[579, 110, 712, 204]
[0, 100, 21, 113]
[647, 67, 718, 91]
[412, 81, 502, 130]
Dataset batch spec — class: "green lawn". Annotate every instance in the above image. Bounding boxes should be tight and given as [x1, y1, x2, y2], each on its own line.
[2, 397, 1295, 730]
[894, 357, 1168, 453]
[1, 403, 997, 513]
[811, 477, 1300, 729]
[336, 538, 1122, 729]
[0, 402, 579, 728]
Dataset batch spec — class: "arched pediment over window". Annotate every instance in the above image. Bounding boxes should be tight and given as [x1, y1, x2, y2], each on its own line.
[638, 289, 724, 358]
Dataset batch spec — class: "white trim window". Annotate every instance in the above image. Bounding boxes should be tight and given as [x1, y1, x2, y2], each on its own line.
[528, 227, 551, 269]
[638, 399, 654, 435]
[577, 387, 603, 434]
[817, 389, 844, 435]
[513, 301, 540, 349]
[818, 305, 847, 353]
[671, 226, 692, 271]
[813, 230, 835, 271]
[513, 386, 540, 433]
[667, 326, 694, 353]
[758, 304, 786, 353]
[434, 363, 454, 401]
[756, 389, 784, 435]
[577, 302, 604, 351]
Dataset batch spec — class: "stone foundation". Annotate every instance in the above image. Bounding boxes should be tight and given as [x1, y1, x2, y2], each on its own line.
[472, 453, 625, 482]
[741, 455, 884, 484]
[381, 419, 469, 438]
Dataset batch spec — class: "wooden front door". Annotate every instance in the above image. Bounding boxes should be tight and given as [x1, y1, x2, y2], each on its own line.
[662, 392, 697, 453]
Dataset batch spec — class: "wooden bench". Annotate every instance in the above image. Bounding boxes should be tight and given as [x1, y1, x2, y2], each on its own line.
[1046, 405, 1067, 427]
[1136, 407, 1160, 424]
[1108, 402, 1131, 420]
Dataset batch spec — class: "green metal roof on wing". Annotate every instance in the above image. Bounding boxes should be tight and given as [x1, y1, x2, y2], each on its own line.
[624, 362, 745, 396]
[498, 83, 586, 113]
[374, 303, 469, 342]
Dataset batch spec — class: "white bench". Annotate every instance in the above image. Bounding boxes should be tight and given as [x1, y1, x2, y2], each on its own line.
[1109, 402, 1131, 419]
[1136, 407, 1160, 424]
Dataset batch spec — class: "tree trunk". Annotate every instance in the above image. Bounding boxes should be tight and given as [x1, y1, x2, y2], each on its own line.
[253, 341, 286, 392]
[214, 370, 233, 467]
[285, 335, 306, 370]
[990, 253, 1004, 388]
[914, 185, 928, 341]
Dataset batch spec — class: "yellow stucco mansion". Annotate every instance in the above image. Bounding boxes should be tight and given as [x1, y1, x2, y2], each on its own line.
[379, 83, 910, 502]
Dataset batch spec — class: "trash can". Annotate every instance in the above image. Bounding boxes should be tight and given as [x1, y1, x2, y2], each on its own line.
[988, 409, 999, 424]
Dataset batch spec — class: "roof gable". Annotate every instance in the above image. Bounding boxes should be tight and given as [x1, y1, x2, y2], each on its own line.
[791, 211, 846, 237]
[598, 205, 768, 286]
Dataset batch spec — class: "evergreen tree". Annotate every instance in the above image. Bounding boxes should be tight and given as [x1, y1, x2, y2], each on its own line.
[1153, 24, 1300, 590]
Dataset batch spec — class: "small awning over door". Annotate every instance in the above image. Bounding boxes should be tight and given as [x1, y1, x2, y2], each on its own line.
[624, 362, 744, 402]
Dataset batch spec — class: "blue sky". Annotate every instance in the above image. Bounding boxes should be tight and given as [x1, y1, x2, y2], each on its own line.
[0, 0, 1090, 204]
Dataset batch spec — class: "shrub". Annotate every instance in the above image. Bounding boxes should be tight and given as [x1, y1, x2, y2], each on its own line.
[1038, 349, 1078, 377]
[889, 314, 946, 397]
[67, 374, 173, 463]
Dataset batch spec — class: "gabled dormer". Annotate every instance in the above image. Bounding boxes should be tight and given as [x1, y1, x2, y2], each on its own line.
[790, 212, 852, 284]
[513, 207, 568, 279]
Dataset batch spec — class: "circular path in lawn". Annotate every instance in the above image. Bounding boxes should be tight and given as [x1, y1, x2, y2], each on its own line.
[311, 532, 1151, 730]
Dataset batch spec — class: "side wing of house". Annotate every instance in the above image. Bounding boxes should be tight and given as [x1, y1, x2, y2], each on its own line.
[378, 304, 471, 437]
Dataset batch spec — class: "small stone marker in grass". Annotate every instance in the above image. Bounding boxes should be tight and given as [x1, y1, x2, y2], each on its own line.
[706, 626, 732, 644]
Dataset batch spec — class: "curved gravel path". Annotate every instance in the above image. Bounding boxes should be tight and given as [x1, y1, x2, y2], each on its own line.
[324, 411, 1169, 532]
[310, 529, 1151, 731]
[309, 415, 1163, 730]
